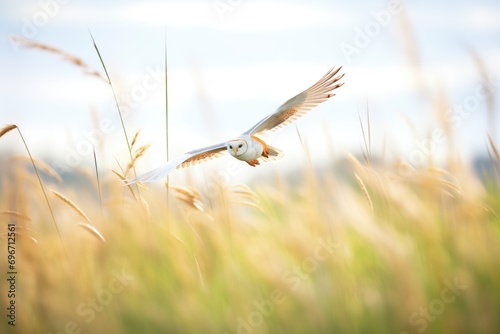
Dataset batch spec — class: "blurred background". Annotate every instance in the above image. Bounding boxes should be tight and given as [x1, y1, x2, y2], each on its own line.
[2, 2, 500, 334]
[1, 0, 499, 184]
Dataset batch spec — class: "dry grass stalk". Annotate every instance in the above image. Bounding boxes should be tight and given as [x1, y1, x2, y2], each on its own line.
[231, 184, 259, 200]
[111, 169, 126, 181]
[0, 123, 69, 265]
[52, 189, 92, 225]
[170, 185, 201, 198]
[230, 184, 262, 210]
[126, 144, 151, 174]
[2, 211, 32, 222]
[354, 173, 374, 213]
[0, 124, 17, 138]
[113, 167, 139, 201]
[131, 129, 142, 148]
[10, 35, 106, 82]
[358, 109, 372, 166]
[0, 229, 39, 245]
[487, 135, 500, 164]
[347, 153, 367, 178]
[470, 51, 496, 139]
[232, 200, 263, 211]
[170, 185, 206, 212]
[13, 156, 62, 183]
[77, 222, 106, 243]
[487, 135, 500, 183]
[134, 144, 151, 160]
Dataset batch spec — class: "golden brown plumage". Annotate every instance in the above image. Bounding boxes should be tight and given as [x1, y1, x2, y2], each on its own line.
[125, 66, 344, 184]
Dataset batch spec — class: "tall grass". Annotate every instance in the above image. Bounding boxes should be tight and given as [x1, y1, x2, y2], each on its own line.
[0, 125, 69, 267]
[2, 113, 500, 334]
[2, 42, 500, 334]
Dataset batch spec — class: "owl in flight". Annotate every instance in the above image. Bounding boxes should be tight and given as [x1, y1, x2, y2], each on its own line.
[126, 66, 344, 184]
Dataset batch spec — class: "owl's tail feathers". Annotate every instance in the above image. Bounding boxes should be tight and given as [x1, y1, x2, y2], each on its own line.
[261, 145, 285, 163]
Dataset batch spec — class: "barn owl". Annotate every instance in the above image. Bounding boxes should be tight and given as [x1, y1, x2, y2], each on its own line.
[126, 66, 344, 184]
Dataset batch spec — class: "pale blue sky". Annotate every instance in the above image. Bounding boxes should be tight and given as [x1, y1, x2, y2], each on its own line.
[1, 0, 499, 182]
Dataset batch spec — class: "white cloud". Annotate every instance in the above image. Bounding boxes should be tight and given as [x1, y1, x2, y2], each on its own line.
[119, 2, 349, 32]
[9, 1, 348, 32]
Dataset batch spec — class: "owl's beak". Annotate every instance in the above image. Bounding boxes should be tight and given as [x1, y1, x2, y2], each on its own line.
[233, 147, 238, 154]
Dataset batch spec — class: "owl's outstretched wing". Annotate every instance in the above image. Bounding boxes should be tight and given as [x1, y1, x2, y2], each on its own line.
[243, 66, 344, 136]
[124, 142, 227, 184]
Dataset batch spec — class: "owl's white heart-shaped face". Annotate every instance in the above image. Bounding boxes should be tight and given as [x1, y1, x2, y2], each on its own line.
[227, 139, 248, 157]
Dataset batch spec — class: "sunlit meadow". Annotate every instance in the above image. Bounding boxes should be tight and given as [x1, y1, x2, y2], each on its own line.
[2, 17, 500, 334]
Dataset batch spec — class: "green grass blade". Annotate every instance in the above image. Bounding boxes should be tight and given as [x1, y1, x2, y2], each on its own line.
[89, 31, 134, 175]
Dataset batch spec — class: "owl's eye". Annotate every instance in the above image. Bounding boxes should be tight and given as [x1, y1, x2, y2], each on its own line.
[238, 144, 243, 148]
[229, 145, 233, 149]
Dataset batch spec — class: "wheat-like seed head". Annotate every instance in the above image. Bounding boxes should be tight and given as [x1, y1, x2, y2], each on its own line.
[126, 144, 151, 174]
[131, 129, 142, 148]
[10, 36, 106, 82]
[170, 185, 206, 212]
[2, 211, 32, 222]
[52, 189, 92, 225]
[0, 124, 17, 138]
[77, 222, 106, 243]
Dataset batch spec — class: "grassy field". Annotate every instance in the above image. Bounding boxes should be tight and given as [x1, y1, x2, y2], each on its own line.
[1, 119, 500, 334]
[1, 36, 500, 334]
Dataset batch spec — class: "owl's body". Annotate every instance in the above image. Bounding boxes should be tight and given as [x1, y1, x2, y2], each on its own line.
[125, 66, 344, 184]
[227, 135, 276, 167]
[227, 135, 263, 161]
